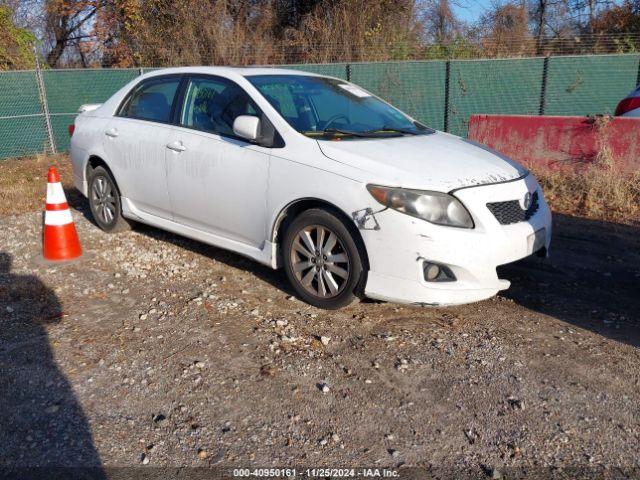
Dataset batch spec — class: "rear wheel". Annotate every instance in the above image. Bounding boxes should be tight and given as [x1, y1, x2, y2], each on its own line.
[283, 208, 364, 309]
[88, 166, 132, 233]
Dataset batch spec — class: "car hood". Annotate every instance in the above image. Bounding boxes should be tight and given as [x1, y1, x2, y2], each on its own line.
[317, 132, 527, 191]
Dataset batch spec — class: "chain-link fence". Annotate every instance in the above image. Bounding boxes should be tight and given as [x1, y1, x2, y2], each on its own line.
[1, 53, 639, 160]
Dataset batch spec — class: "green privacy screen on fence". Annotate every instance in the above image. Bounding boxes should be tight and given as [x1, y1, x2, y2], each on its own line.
[544, 54, 640, 116]
[0, 54, 638, 160]
[0, 70, 49, 158]
[447, 57, 546, 136]
[350, 60, 447, 131]
[283, 62, 349, 80]
[43, 68, 140, 152]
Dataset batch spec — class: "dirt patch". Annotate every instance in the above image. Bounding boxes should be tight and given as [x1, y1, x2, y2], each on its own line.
[0, 154, 79, 216]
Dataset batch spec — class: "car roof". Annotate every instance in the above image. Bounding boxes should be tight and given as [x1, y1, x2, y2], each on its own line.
[140, 66, 326, 80]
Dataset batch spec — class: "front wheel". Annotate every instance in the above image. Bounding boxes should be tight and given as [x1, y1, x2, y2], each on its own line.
[283, 208, 365, 309]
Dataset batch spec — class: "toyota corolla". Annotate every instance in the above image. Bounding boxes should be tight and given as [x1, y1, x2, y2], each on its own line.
[70, 66, 552, 309]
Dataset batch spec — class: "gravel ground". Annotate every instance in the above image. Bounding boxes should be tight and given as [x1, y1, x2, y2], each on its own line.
[1, 198, 639, 478]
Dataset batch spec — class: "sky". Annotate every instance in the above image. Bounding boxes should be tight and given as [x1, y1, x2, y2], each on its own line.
[452, 0, 492, 24]
[451, 0, 626, 25]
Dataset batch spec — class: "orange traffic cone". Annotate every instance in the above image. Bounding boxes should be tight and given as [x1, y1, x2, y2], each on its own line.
[43, 167, 82, 261]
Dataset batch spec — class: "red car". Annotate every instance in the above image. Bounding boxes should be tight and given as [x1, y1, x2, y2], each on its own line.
[615, 85, 640, 117]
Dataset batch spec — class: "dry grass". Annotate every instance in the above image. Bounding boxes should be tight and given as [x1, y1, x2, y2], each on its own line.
[0, 153, 638, 226]
[0, 154, 78, 216]
[536, 167, 640, 226]
[536, 116, 640, 226]
[114, 0, 422, 67]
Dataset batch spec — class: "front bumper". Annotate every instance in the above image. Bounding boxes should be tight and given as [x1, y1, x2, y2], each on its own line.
[361, 174, 552, 306]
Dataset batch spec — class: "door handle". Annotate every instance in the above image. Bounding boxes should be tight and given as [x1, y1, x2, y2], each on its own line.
[166, 141, 186, 153]
[104, 128, 118, 138]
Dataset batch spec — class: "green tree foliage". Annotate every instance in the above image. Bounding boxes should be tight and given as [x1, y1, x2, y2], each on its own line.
[0, 5, 35, 70]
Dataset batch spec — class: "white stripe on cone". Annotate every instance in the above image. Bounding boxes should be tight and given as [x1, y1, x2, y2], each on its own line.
[46, 182, 67, 205]
[45, 179, 73, 226]
[45, 209, 74, 226]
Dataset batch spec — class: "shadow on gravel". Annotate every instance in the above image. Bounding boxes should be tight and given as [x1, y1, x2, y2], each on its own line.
[67, 193, 97, 228]
[142, 224, 296, 294]
[0, 252, 105, 478]
[498, 214, 640, 348]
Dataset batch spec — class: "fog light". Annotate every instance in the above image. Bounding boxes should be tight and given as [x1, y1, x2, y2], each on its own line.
[424, 263, 440, 281]
[423, 261, 456, 282]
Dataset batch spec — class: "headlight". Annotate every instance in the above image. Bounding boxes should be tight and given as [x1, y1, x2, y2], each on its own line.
[367, 184, 474, 228]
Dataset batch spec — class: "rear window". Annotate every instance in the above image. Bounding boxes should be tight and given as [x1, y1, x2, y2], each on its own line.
[119, 77, 180, 123]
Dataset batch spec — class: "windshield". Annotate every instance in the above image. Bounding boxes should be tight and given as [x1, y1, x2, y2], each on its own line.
[246, 74, 434, 139]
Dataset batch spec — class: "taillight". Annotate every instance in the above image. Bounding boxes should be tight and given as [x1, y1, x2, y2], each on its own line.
[68, 124, 75, 136]
[615, 96, 640, 116]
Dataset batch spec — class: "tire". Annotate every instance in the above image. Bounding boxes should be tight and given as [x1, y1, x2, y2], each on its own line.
[283, 208, 365, 309]
[88, 166, 132, 233]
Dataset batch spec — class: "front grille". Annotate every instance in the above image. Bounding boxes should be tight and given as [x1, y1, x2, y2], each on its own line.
[486, 191, 539, 225]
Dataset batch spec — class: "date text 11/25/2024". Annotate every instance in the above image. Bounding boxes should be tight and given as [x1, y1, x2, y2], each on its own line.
[233, 468, 400, 477]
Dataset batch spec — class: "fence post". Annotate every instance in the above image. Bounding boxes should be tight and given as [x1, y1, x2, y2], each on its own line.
[444, 60, 451, 133]
[539, 56, 550, 116]
[346, 63, 352, 82]
[33, 45, 57, 154]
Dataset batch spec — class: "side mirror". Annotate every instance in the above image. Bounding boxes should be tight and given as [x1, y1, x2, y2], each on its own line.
[233, 115, 260, 142]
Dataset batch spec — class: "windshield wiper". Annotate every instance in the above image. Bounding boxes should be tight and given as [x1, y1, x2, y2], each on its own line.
[365, 126, 420, 135]
[303, 127, 407, 139]
[322, 127, 386, 138]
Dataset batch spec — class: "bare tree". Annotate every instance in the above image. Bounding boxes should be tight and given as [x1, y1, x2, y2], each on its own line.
[44, 0, 103, 67]
[287, 0, 422, 62]
[420, 0, 461, 44]
[567, 0, 615, 33]
[477, 1, 534, 56]
[273, 0, 328, 36]
[531, 0, 549, 53]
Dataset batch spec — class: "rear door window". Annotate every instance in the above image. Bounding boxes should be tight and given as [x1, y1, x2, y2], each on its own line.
[120, 77, 181, 123]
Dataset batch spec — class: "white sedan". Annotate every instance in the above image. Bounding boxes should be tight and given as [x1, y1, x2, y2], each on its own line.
[70, 66, 552, 309]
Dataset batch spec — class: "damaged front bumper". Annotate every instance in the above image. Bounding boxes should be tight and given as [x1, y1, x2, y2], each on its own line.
[359, 174, 552, 306]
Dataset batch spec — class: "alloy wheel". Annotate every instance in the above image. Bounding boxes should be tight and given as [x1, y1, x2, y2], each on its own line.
[289, 224, 351, 299]
[91, 176, 117, 225]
